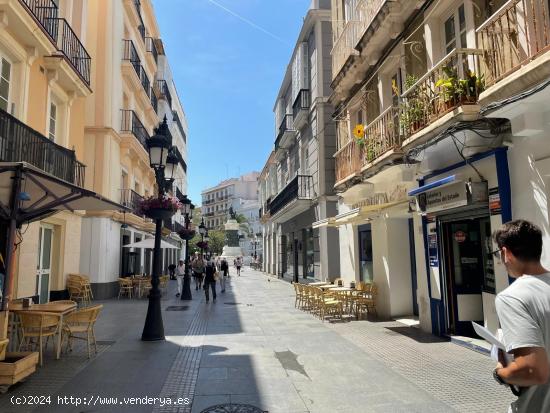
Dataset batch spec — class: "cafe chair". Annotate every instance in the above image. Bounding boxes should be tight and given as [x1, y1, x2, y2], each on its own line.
[118, 278, 133, 299]
[7, 299, 24, 351]
[355, 283, 378, 320]
[62, 304, 103, 358]
[18, 311, 62, 366]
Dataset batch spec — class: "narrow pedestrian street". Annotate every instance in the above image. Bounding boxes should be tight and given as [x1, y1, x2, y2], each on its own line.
[0, 270, 514, 413]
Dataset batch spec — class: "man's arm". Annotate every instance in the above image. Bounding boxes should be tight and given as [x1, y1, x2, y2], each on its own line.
[497, 347, 550, 387]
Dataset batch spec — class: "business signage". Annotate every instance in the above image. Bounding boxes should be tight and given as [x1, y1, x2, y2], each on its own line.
[417, 181, 488, 214]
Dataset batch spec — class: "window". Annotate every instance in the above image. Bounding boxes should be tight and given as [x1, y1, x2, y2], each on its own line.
[48, 102, 57, 141]
[444, 4, 467, 54]
[0, 58, 11, 112]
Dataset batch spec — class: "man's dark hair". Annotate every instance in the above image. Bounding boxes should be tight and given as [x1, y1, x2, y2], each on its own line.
[493, 219, 543, 262]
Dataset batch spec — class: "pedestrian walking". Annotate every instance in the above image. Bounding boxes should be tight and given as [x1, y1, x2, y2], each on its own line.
[492, 220, 550, 413]
[203, 258, 217, 302]
[220, 257, 228, 293]
[235, 256, 242, 276]
[192, 254, 205, 291]
[175, 259, 185, 297]
[168, 263, 177, 280]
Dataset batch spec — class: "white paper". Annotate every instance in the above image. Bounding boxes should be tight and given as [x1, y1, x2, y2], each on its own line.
[472, 322, 513, 364]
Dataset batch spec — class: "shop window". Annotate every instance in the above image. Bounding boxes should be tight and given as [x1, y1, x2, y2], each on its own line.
[0, 58, 11, 112]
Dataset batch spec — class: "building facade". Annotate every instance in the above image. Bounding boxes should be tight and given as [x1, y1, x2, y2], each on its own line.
[259, 0, 339, 281]
[79, 0, 188, 298]
[201, 172, 259, 230]
[330, 0, 550, 337]
[0, 0, 92, 302]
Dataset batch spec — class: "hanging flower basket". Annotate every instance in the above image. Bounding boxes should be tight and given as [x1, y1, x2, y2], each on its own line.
[196, 241, 209, 250]
[137, 195, 182, 220]
[178, 228, 196, 241]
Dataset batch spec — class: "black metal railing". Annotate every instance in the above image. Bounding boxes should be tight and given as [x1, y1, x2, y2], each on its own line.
[122, 39, 141, 76]
[172, 111, 186, 142]
[275, 114, 294, 148]
[172, 220, 185, 233]
[156, 80, 172, 109]
[134, 0, 141, 17]
[151, 88, 158, 113]
[120, 109, 149, 150]
[120, 188, 143, 214]
[55, 18, 91, 85]
[268, 175, 313, 216]
[173, 146, 187, 173]
[146, 37, 158, 64]
[0, 107, 85, 186]
[137, 24, 145, 42]
[20, 0, 59, 41]
[139, 66, 150, 98]
[292, 89, 310, 121]
[176, 187, 185, 202]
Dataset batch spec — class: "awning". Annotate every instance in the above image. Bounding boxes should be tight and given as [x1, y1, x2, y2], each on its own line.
[333, 200, 409, 227]
[0, 162, 127, 225]
[124, 239, 180, 249]
[408, 175, 457, 196]
[312, 217, 336, 229]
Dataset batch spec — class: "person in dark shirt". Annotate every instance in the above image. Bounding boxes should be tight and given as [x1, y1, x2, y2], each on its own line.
[203, 259, 217, 302]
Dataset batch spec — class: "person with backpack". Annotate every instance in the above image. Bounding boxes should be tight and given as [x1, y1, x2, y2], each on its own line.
[220, 257, 229, 293]
[492, 220, 550, 413]
[203, 258, 217, 302]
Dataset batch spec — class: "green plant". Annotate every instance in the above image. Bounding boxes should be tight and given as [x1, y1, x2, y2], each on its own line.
[400, 74, 427, 132]
[435, 66, 459, 103]
[457, 71, 485, 99]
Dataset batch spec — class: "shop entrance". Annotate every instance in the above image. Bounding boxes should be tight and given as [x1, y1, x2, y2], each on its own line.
[440, 215, 493, 336]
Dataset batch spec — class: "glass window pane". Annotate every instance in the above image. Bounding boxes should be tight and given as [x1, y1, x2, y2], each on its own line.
[41, 228, 52, 269]
[0, 97, 7, 112]
[1, 59, 10, 81]
[40, 273, 49, 303]
[445, 16, 456, 45]
[459, 5, 466, 30]
[50, 103, 57, 119]
[0, 79, 9, 101]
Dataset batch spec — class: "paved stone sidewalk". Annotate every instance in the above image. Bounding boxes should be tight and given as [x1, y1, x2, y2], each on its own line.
[0, 269, 515, 413]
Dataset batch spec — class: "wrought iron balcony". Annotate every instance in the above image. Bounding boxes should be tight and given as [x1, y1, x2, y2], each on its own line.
[363, 105, 402, 164]
[146, 37, 159, 65]
[20, 0, 91, 86]
[120, 188, 143, 215]
[151, 88, 158, 113]
[268, 175, 313, 216]
[172, 111, 186, 143]
[122, 40, 151, 99]
[0, 107, 85, 186]
[275, 115, 295, 150]
[172, 220, 185, 233]
[120, 109, 149, 150]
[176, 187, 185, 202]
[173, 146, 187, 173]
[156, 80, 172, 109]
[477, 0, 550, 88]
[335, 139, 362, 184]
[292, 89, 310, 129]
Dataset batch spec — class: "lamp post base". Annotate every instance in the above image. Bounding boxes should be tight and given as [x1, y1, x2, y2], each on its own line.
[141, 289, 165, 341]
[181, 274, 192, 300]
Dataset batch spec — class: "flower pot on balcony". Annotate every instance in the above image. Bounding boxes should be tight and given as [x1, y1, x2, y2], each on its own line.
[460, 95, 477, 105]
[0, 352, 39, 386]
[144, 207, 175, 221]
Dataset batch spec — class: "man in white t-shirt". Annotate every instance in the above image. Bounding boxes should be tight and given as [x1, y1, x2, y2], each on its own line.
[492, 220, 550, 413]
[175, 260, 185, 297]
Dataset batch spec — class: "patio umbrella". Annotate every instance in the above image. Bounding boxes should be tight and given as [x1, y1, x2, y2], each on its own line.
[123, 239, 180, 249]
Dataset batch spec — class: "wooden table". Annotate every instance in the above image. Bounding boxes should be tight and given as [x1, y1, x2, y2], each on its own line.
[329, 287, 355, 292]
[11, 302, 77, 360]
[309, 282, 331, 286]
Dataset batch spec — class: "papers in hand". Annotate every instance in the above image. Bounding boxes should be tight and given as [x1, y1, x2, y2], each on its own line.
[472, 322, 513, 364]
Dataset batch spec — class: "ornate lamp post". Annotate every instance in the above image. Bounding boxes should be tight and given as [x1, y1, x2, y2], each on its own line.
[198, 218, 206, 257]
[180, 196, 194, 300]
[141, 117, 177, 342]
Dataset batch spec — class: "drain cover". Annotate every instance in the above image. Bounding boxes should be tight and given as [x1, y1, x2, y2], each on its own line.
[200, 404, 266, 413]
[166, 306, 189, 311]
[95, 340, 115, 346]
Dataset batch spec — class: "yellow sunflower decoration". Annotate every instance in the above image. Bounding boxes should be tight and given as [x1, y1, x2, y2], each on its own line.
[353, 124, 365, 139]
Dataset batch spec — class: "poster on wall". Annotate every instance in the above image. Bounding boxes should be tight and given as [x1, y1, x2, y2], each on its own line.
[489, 187, 501, 216]
[428, 234, 439, 267]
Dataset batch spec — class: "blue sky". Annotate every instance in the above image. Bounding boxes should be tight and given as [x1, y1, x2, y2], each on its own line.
[152, 0, 311, 204]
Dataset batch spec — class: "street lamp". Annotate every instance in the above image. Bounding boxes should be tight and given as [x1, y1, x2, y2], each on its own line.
[141, 116, 176, 342]
[180, 196, 193, 301]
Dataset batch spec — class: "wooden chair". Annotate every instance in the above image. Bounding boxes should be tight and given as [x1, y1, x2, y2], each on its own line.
[118, 278, 133, 299]
[0, 338, 9, 359]
[7, 299, 23, 351]
[62, 304, 103, 358]
[355, 283, 378, 319]
[18, 311, 62, 366]
[68, 274, 93, 304]
[159, 275, 169, 294]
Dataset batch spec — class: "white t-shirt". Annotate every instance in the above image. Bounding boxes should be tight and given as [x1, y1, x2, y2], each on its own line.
[176, 265, 185, 276]
[495, 273, 550, 413]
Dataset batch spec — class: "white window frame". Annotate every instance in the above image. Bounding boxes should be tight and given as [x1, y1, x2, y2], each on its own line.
[0, 55, 12, 113]
[48, 101, 57, 141]
[442, 3, 468, 55]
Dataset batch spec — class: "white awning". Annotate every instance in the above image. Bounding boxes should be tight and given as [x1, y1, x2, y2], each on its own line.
[312, 218, 336, 229]
[124, 239, 180, 249]
[332, 200, 409, 227]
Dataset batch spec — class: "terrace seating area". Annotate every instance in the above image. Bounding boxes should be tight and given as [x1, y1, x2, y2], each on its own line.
[293, 281, 378, 322]
[118, 275, 170, 299]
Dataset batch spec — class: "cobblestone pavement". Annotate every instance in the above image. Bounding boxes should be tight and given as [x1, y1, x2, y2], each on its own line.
[0, 269, 515, 413]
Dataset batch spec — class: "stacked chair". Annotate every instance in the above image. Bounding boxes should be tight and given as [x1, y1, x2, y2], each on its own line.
[67, 274, 93, 306]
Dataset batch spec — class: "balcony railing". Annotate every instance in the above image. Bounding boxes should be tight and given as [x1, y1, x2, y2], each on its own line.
[20, 0, 59, 41]
[275, 114, 295, 148]
[146, 37, 159, 65]
[20, 1, 91, 86]
[172, 111, 186, 142]
[55, 18, 91, 85]
[331, 21, 360, 79]
[363, 106, 401, 164]
[355, 0, 386, 47]
[0, 107, 85, 186]
[173, 146, 187, 173]
[151, 88, 158, 113]
[477, 0, 550, 87]
[172, 220, 185, 233]
[269, 175, 314, 216]
[120, 188, 144, 215]
[401, 48, 483, 137]
[292, 89, 310, 122]
[156, 80, 172, 109]
[335, 139, 362, 183]
[120, 109, 149, 150]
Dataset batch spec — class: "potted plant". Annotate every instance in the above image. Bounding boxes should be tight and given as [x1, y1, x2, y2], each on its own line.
[435, 66, 459, 111]
[196, 240, 208, 250]
[137, 195, 182, 221]
[400, 74, 427, 134]
[178, 227, 196, 241]
[457, 71, 485, 104]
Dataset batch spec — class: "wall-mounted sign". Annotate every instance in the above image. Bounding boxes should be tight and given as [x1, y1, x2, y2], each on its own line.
[454, 230, 467, 243]
[489, 187, 501, 216]
[417, 181, 488, 214]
